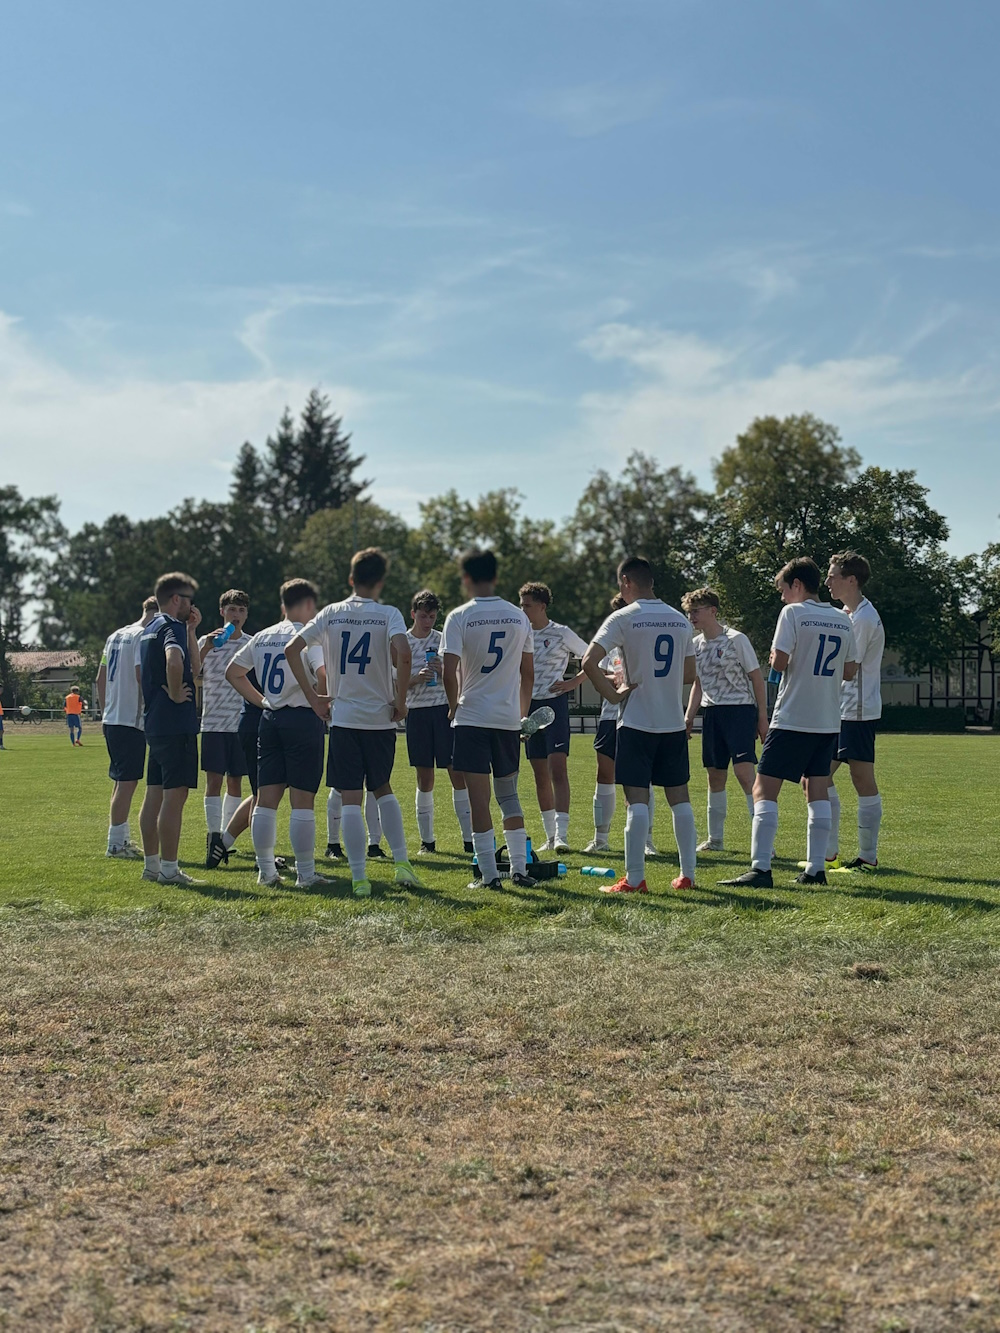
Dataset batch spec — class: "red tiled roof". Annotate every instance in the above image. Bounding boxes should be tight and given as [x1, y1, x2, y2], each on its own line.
[8, 651, 86, 674]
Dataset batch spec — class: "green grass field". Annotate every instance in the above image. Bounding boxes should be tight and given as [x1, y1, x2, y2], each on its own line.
[4, 727, 1000, 1330]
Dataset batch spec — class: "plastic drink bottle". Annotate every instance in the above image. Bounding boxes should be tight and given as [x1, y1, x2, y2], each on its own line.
[581, 866, 616, 878]
[767, 667, 782, 685]
[215, 621, 238, 649]
[425, 648, 439, 685]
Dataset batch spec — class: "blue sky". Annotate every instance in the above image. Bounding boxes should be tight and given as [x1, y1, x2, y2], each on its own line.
[2, 0, 999, 555]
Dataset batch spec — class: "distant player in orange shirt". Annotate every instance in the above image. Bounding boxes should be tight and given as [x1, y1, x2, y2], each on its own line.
[65, 686, 86, 746]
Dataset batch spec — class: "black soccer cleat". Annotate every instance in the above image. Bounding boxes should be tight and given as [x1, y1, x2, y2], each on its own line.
[510, 872, 537, 888]
[274, 855, 289, 871]
[368, 845, 388, 859]
[718, 868, 774, 889]
[843, 856, 877, 871]
[794, 870, 828, 886]
[482, 877, 504, 891]
[464, 840, 474, 854]
[325, 842, 344, 860]
[419, 840, 436, 854]
[206, 832, 229, 869]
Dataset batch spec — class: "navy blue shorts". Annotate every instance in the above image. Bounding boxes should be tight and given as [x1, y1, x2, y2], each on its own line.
[147, 733, 199, 791]
[406, 704, 453, 770]
[838, 720, 877, 764]
[701, 704, 758, 771]
[615, 726, 690, 789]
[452, 725, 520, 777]
[238, 724, 260, 795]
[328, 726, 397, 792]
[103, 723, 146, 783]
[594, 718, 618, 759]
[67, 714, 82, 734]
[258, 707, 325, 793]
[200, 730, 249, 777]
[524, 693, 571, 760]
[758, 728, 838, 782]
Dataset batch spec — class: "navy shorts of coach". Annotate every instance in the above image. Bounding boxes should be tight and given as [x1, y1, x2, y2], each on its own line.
[258, 706, 326, 794]
[757, 728, 838, 783]
[614, 725, 690, 789]
[328, 726, 397, 793]
[593, 718, 618, 759]
[701, 703, 758, 771]
[200, 731, 249, 778]
[146, 734, 199, 791]
[405, 703, 453, 770]
[837, 720, 876, 765]
[103, 723, 147, 783]
[451, 725, 521, 777]
[524, 693, 570, 761]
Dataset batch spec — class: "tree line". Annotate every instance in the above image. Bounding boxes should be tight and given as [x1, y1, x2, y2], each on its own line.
[0, 390, 991, 702]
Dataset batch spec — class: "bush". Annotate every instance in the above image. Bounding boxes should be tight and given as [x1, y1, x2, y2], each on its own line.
[878, 706, 967, 733]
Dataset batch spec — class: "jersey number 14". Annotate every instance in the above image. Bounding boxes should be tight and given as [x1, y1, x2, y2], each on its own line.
[340, 631, 372, 676]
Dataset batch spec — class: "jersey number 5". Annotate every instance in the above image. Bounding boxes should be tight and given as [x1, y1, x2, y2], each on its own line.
[481, 630, 506, 674]
[812, 634, 842, 677]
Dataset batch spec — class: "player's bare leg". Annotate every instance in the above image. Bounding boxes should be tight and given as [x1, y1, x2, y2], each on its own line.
[448, 767, 474, 849]
[139, 784, 163, 880]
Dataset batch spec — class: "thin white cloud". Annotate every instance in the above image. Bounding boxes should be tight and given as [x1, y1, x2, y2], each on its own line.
[0, 199, 32, 218]
[518, 79, 667, 137]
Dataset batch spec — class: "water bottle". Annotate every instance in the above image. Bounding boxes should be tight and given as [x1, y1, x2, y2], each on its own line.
[558, 863, 567, 876]
[767, 667, 782, 685]
[425, 648, 439, 686]
[581, 866, 616, 878]
[214, 621, 238, 649]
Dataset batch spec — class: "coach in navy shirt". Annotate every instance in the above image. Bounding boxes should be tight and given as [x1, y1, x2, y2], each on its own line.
[137, 571, 203, 888]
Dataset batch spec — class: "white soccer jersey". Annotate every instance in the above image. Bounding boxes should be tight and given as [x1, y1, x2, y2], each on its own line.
[693, 626, 760, 708]
[441, 596, 533, 730]
[592, 599, 694, 734]
[530, 620, 589, 700]
[770, 600, 858, 734]
[840, 597, 884, 722]
[198, 631, 251, 733]
[101, 621, 145, 729]
[405, 628, 446, 710]
[299, 595, 408, 730]
[598, 650, 623, 722]
[231, 621, 322, 711]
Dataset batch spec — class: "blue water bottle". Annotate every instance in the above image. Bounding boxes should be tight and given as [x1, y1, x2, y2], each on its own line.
[214, 621, 238, 649]
[581, 866, 616, 878]
[425, 648, 439, 686]
[767, 667, 782, 685]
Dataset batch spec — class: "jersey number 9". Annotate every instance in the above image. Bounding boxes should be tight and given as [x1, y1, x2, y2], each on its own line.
[653, 634, 674, 677]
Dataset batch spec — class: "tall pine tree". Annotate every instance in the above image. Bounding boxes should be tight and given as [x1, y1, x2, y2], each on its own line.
[262, 391, 369, 543]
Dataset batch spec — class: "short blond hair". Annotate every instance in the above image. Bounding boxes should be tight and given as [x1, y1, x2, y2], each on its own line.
[681, 587, 720, 616]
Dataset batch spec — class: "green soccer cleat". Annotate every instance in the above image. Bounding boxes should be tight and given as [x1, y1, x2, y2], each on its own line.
[797, 856, 852, 874]
[394, 860, 425, 888]
[352, 878, 372, 898]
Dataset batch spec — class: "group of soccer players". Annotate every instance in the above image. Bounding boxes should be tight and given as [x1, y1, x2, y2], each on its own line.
[96, 542, 884, 896]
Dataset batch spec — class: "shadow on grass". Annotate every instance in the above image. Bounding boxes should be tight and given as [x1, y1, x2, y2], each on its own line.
[688, 886, 799, 912]
[840, 882, 1000, 912]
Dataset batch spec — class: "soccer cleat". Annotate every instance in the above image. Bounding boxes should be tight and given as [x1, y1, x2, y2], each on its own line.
[797, 855, 847, 872]
[206, 833, 229, 869]
[394, 860, 425, 888]
[418, 841, 436, 855]
[482, 877, 505, 891]
[368, 845, 388, 859]
[645, 841, 658, 857]
[140, 867, 160, 882]
[157, 869, 205, 887]
[794, 870, 828, 886]
[463, 840, 474, 854]
[671, 876, 696, 890]
[274, 855, 289, 871]
[539, 837, 556, 852]
[697, 839, 723, 853]
[325, 842, 344, 860]
[585, 839, 610, 853]
[107, 843, 142, 860]
[352, 878, 372, 898]
[552, 838, 570, 852]
[718, 869, 773, 888]
[257, 871, 281, 888]
[295, 873, 329, 889]
[843, 856, 878, 871]
[600, 876, 648, 895]
[510, 871, 537, 888]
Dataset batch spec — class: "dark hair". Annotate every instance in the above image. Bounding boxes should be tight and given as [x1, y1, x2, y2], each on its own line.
[617, 556, 654, 589]
[154, 571, 198, 602]
[280, 578, 319, 612]
[351, 547, 388, 587]
[519, 581, 551, 607]
[681, 587, 721, 616]
[610, 593, 627, 612]
[142, 596, 159, 613]
[219, 588, 249, 610]
[411, 588, 440, 615]
[460, 548, 498, 584]
[829, 550, 871, 587]
[776, 557, 822, 594]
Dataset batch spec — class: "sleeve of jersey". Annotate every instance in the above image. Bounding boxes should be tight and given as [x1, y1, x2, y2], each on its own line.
[592, 613, 619, 652]
[845, 625, 860, 663]
[441, 612, 462, 656]
[771, 607, 796, 657]
[297, 612, 325, 646]
[306, 645, 324, 676]
[850, 615, 869, 661]
[521, 618, 534, 654]
[231, 639, 254, 670]
[566, 628, 590, 657]
[736, 633, 760, 673]
[388, 607, 408, 640]
[164, 621, 185, 653]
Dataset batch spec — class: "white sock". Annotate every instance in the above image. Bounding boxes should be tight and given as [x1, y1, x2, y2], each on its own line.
[506, 827, 528, 876]
[452, 787, 473, 843]
[624, 802, 649, 887]
[289, 810, 316, 881]
[364, 790, 382, 846]
[751, 800, 778, 871]
[222, 831, 236, 850]
[326, 788, 342, 843]
[222, 794, 242, 829]
[828, 784, 841, 858]
[342, 804, 367, 881]
[251, 806, 277, 879]
[108, 821, 129, 851]
[416, 789, 435, 843]
[473, 829, 498, 883]
[204, 796, 223, 834]
[745, 788, 755, 817]
[143, 854, 160, 875]
[806, 800, 832, 876]
[377, 794, 408, 862]
[541, 808, 557, 842]
[594, 783, 615, 838]
[555, 810, 569, 842]
[858, 794, 882, 862]
[707, 790, 727, 844]
[160, 859, 178, 878]
[672, 802, 697, 881]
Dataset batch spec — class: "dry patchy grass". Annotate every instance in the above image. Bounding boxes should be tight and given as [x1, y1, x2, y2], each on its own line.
[3, 922, 1000, 1331]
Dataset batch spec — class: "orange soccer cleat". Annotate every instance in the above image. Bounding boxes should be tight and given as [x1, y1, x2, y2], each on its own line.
[600, 876, 648, 895]
[671, 876, 695, 891]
